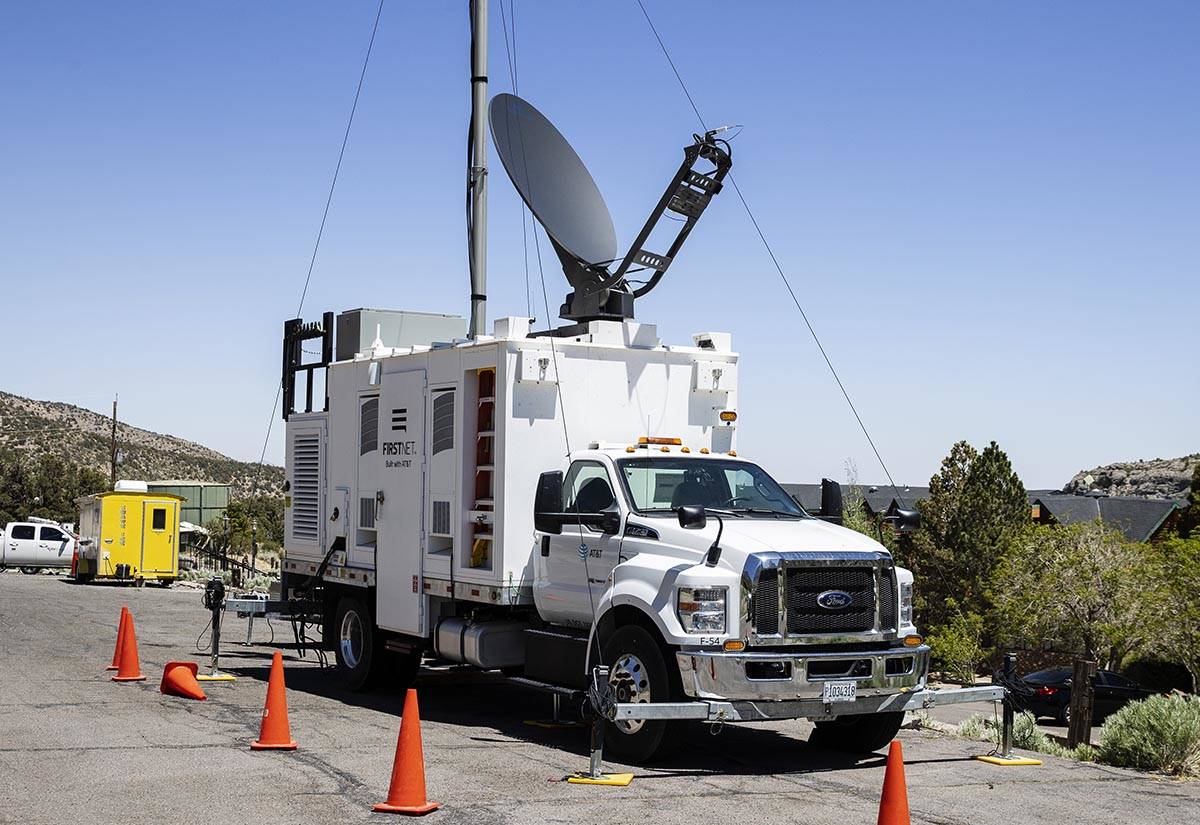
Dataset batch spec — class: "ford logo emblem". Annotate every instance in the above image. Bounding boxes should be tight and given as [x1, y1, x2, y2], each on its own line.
[816, 590, 852, 610]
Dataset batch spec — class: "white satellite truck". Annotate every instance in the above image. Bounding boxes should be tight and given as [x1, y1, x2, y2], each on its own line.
[280, 306, 935, 763]
[266, 6, 1002, 767]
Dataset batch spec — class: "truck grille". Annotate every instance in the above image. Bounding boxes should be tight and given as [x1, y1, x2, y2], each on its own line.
[746, 556, 899, 642]
[754, 569, 779, 635]
[786, 567, 875, 634]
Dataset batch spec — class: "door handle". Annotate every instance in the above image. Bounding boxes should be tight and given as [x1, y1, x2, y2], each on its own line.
[540, 536, 550, 557]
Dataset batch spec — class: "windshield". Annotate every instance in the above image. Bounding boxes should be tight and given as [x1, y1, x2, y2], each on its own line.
[617, 457, 807, 517]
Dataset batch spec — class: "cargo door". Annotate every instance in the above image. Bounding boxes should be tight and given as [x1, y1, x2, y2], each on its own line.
[352, 394, 381, 568]
[140, 500, 176, 575]
[376, 369, 427, 635]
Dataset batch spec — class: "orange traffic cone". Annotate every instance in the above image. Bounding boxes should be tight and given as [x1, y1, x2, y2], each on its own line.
[373, 689, 440, 815]
[160, 661, 207, 701]
[111, 611, 146, 682]
[107, 606, 130, 670]
[251, 651, 297, 751]
[877, 740, 911, 825]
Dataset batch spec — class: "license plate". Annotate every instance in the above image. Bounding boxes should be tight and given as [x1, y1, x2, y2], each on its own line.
[822, 680, 858, 703]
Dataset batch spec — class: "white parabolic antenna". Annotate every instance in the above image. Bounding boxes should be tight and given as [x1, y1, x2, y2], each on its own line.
[489, 93, 617, 273]
[489, 92, 733, 323]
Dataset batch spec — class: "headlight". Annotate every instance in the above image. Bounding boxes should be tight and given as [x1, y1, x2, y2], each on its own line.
[899, 581, 914, 626]
[677, 586, 727, 633]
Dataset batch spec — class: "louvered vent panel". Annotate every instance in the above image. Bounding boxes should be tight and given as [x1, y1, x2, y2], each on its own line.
[432, 500, 451, 536]
[360, 398, 379, 455]
[290, 434, 320, 542]
[359, 496, 376, 529]
[432, 392, 455, 455]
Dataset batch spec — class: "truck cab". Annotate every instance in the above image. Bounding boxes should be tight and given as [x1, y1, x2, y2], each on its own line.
[2, 522, 76, 574]
[532, 445, 926, 760]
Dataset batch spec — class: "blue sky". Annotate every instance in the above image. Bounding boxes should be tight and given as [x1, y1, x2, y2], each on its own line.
[2, 2, 1196, 489]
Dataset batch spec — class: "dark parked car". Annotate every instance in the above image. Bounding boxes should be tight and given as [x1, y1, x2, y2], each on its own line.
[1022, 666, 1157, 724]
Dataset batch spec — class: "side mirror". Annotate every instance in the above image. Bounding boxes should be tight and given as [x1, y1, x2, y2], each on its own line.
[534, 471, 564, 534]
[677, 505, 707, 530]
[819, 478, 843, 524]
[893, 508, 920, 534]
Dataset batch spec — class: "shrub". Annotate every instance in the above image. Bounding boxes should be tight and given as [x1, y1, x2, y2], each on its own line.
[1099, 695, 1200, 777]
[954, 711, 1077, 758]
[957, 713, 987, 740]
[930, 609, 985, 684]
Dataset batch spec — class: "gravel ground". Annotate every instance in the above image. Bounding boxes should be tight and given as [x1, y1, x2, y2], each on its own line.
[1, 572, 1195, 825]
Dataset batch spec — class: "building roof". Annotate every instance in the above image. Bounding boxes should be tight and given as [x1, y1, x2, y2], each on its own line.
[783, 482, 1184, 542]
[780, 483, 929, 515]
[146, 480, 232, 487]
[1033, 494, 1183, 542]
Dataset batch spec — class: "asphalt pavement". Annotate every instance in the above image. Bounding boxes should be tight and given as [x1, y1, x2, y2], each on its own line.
[1, 572, 1194, 825]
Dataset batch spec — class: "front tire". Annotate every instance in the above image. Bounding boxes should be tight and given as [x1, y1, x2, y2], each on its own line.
[811, 711, 905, 753]
[600, 625, 678, 764]
[20, 567, 41, 575]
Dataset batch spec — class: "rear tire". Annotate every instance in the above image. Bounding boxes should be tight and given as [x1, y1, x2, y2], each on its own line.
[811, 711, 905, 753]
[20, 567, 41, 575]
[334, 596, 380, 691]
[600, 624, 679, 764]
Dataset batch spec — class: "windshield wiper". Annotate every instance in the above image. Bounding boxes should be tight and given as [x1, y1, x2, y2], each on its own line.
[727, 507, 804, 519]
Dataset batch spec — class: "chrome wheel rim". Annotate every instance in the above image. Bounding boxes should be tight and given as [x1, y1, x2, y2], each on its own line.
[340, 610, 364, 670]
[610, 653, 651, 734]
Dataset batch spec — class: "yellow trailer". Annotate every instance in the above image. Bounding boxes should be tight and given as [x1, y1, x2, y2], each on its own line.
[75, 484, 184, 585]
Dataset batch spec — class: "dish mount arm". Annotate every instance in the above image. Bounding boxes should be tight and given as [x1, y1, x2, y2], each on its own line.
[560, 130, 732, 323]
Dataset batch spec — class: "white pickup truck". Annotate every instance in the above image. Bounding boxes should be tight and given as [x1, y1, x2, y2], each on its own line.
[1, 521, 76, 574]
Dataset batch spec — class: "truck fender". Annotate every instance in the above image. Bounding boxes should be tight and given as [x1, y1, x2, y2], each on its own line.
[584, 558, 693, 672]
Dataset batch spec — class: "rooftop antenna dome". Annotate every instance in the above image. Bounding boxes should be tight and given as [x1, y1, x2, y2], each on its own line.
[489, 93, 732, 325]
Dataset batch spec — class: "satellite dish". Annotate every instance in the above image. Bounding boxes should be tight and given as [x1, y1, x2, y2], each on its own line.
[490, 93, 732, 324]
[489, 93, 617, 274]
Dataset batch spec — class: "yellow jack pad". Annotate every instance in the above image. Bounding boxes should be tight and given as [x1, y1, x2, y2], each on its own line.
[975, 755, 1042, 766]
[196, 672, 237, 682]
[566, 772, 634, 786]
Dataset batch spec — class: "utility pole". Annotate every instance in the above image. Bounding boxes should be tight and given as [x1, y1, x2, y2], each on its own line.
[467, 0, 488, 338]
[109, 395, 118, 489]
[251, 517, 258, 575]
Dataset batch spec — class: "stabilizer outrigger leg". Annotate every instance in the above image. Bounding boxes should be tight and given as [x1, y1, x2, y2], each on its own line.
[976, 653, 1041, 766]
[196, 577, 236, 682]
[524, 691, 586, 730]
[567, 666, 633, 786]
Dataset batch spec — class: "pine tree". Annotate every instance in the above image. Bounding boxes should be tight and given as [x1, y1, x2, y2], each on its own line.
[912, 440, 1028, 633]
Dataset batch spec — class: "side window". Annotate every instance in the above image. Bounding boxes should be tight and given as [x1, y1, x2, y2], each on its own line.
[11, 525, 35, 541]
[39, 527, 65, 542]
[151, 508, 167, 531]
[564, 461, 615, 515]
[1104, 672, 1136, 689]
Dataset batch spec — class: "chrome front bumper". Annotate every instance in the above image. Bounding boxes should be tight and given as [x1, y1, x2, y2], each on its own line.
[676, 644, 930, 701]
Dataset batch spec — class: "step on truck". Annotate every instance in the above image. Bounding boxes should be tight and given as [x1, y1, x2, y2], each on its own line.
[278, 309, 931, 762]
